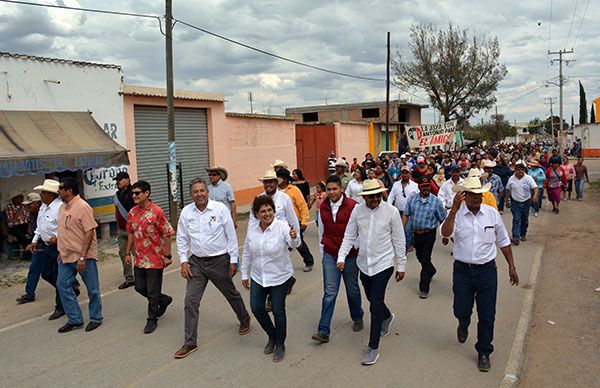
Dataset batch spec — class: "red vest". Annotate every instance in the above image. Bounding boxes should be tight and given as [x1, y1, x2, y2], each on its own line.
[320, 195, 358, 258]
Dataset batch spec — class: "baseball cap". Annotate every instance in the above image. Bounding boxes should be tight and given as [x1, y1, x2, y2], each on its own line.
[418, 176, 432, 186]
[417, 156, 425, 163]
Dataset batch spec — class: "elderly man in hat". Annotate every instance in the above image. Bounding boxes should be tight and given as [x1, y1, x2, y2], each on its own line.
[441, 173, 519, 372]
[206, 166, 237, 229]
[402, 176, 447, 299]
[482, 160, 504, 204]
[114, 171, 136, 289]
[277, 169, 314, 272]
[337, 179, 406, 365]
[505, 162, 538, 245]
[22, 193, 42, 235]
[273, 159, 288, 173]
[334, 158, 352, 190]
[17, 182, 68, 317]
[4, 190, 31, 260]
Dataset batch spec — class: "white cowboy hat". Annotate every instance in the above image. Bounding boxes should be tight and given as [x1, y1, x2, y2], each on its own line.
[452, 176, 491, 194]
[34, 179, 60, 194]
[334, 158, 348, 168]
[206, 166, 229, 181]
[467, 168, 482, 179]
[258, 169, 281, 183]
[22, 192, 41, 204]
[272, 159, 288, 169]
[358, 179, 388, 196]
[482, 160, 496, 168]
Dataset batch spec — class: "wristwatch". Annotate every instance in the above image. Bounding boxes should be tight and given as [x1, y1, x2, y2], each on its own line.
[78, 256, 85, 262]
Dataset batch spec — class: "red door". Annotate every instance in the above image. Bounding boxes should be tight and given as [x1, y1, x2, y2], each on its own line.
[295, 124, 336, 184]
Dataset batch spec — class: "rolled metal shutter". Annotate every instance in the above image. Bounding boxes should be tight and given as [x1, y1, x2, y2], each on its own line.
[134, 106, 209, 217]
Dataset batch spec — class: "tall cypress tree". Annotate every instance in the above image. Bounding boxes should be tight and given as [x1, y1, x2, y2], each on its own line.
[571, 114, 575, 128]
[579, 80, 588, 124]
[592, 104, 596, 124]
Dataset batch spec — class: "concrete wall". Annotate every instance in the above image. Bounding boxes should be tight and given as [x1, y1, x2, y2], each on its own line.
[573, 123, 600, 157]
[224, 114, 296, 204]
[334, 122, 369, 161]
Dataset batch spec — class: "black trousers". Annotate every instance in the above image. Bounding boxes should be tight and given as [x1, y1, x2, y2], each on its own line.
[413, 230, 437, 293]
[8, 224, 32, 260]
[134, 267, 171, 322]
[296, 229, 314, 266]
[360, 267, 393, 350]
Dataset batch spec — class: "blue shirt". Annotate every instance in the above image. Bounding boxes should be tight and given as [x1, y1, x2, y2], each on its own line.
[404, 193, 447, 230]
[483, 174, 504, 200]
[207, 180, 235, 210]
[528, 167, 546, 188]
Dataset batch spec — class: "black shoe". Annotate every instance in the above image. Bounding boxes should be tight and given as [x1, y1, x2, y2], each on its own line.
[58, 322, 83, 333]
[85, 321, 102, 332]
[263, 338, 275, 354]
[286, 276, 297, 295]
[118, 281, 135, 290]
[311, 332, 329, 343]
[353, 319, 364, 332]
[48, 310, 65, 321]
[419, 291, 429, 299]
[273, 344, 285, 362]
[511, 238, 520, 246]
[157, 296, 173, 318]
[15, 295, 35, 304]
[478, 355, 491, 372]
[457, 325, 468, 343]
[143, 320, 157, 334]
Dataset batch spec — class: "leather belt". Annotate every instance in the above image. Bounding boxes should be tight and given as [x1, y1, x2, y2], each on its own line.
[413, 229, 435, 235]
[454, 259, 495, 268]
[192, 253, 229, 261]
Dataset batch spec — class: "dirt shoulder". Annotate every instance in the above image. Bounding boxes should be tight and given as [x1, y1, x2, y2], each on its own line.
[519, 180, 600, 386]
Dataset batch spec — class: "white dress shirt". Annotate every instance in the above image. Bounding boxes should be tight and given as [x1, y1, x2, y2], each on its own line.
[506, 174, 537, 202]
[337, 201, 406, 275]
[241, 219, 301, 287]
[345, 179, 365, 205]
[388, 180, 419, 212]
[32, 197, 63, 244]
[438, 177, 464, 209]
[177, 200, 239, 264]
[442, 203, 510, 265]
[249, 190, 300, 231]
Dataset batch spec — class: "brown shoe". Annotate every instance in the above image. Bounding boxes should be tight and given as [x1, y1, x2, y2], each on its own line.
[239, 317, 251, 335]
[174, 345, 198, 359]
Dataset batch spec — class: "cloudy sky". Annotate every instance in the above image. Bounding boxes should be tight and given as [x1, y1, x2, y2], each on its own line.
[1, 0, 598, 125]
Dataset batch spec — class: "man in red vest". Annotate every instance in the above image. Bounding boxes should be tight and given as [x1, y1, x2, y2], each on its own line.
[312, 175, 364, 344]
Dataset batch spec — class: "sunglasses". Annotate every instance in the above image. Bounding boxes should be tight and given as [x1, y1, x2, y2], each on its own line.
[132, 191, 143, 196]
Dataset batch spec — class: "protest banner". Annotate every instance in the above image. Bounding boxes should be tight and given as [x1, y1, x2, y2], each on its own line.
[407, 120, 458, 148]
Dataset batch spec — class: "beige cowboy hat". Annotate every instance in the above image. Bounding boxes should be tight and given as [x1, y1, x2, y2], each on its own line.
[34, 179, 60, 194]
[358, 179, 388, 196]
[272, 159, 288, 169]
[466, 168, 483, 179]
[452, 176, 491, 194]
[258, 169, 281, 183]
[335, 158, 349, 168]
[482, 160, 496, 168]
[206, 166, 228, 181]
[22, 192, 41, 205]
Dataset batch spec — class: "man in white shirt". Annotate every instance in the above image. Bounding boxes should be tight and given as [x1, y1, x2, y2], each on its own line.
[174, 178, 251, 359]
[388, 166, 419, 251]
[337, 179, 406, 366]
[441, 177, 519, 372]
[505, 162, 538, 245]
[249, 170, 300, 232]
[17, 180, 79, 321]
[438, 164, 463, 210]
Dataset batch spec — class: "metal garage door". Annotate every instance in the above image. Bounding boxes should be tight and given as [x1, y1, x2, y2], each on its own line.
[134, 106, 209, 218]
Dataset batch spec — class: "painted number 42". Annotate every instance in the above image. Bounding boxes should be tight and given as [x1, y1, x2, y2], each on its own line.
[103, 123, 118, 139]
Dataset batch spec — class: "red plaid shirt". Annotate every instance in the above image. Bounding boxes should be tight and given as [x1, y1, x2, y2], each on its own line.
[126, 201, 174, 269]
[5, 203, 30, 227]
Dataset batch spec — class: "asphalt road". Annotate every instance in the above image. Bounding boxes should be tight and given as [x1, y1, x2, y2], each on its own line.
[0, 214, 540, 388]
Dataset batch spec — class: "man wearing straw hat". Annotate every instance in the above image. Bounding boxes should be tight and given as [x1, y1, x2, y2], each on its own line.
[206, 166, 237, 229]
[441, 174, 519, 372]
[272, 159, 288, 172]
[334, 158, 352, 190]
[4, 190, 31, 260]
[337, 179, 406, 365]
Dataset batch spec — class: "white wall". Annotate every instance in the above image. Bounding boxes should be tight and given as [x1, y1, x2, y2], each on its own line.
[0, 54, 126, 219]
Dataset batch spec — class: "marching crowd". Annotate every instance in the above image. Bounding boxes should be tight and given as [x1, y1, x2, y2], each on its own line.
[6, 140, 592, 372]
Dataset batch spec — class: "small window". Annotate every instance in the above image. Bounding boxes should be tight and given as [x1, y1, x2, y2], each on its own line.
[302, 112, 318, 122]
[361, 108, 379, 119]
[398, 108, 408, 122]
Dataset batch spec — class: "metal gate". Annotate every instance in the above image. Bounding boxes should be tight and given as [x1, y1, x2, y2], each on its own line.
[134, 106, 209, 217]
[295, 124, 336, 184]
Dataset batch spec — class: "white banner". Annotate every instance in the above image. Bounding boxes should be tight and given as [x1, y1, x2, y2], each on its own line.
[407, 120, 458, 148]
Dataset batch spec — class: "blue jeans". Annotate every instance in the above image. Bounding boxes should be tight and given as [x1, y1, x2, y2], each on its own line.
[360, 267, 393, 350]
[250, 277, 290, 345]
[57, 259, 103, 324]
[531, 188, 543, 212]
[575, 177, 585, 199]
[25, 245, 62, 310]
[317, 253, 363, 336]
[510, 198, 531, 240]
[453, 260, 497, 356]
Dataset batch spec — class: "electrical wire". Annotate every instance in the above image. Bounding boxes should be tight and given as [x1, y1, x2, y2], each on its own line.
[0, 0, 160, 19]
[497, 83, 548, 108]
[564, 0, 579, 49]
[545, 0, 553, 83]
[571, 0, 591, 50]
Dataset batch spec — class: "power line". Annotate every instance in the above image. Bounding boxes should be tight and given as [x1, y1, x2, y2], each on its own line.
[572, 0, 591, 49]
[497, 83, 549, 108]
[545, 0, 553, 82]
[564, 0, 579, 49]
[0, 0, 160, 19]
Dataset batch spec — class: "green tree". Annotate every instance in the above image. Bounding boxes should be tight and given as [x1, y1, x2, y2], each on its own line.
[544, 115, 569, 134]
[579, 80, 588, 124]
[393, 23, 507, 126]
[528, 117, 544, 134]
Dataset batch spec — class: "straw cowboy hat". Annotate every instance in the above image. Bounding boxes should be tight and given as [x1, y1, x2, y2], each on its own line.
[22, 192, 41, 205]
[206, 166, 229, 181]
[358, 179, 387, 196]
[482, 160, 496, 168]
[258, 169, 281, 183]
[7, 190, 24, 201]
[335, 158, 349, 168]
[34, 179, 60, 194]
[452, 176, 491, 194]
[273, 159, 288, 169]
[466, 168, 482, 179]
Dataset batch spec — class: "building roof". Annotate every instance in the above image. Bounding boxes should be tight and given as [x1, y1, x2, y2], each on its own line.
[225, 112, 295, 121]
[0, 52, 121, 70]
[286, 99, 429, 113]
[122, 85, 225, 102]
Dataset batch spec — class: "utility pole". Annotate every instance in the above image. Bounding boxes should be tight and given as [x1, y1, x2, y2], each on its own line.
[545, 97, 555, 141]
[165, 0, 179, 226]
[549, 49, 574, 155]
[385, 31, 391, 151]
[248, 92, 254, 114]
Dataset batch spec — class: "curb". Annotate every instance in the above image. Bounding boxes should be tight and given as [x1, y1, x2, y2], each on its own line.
[500, 245, 544, 387]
